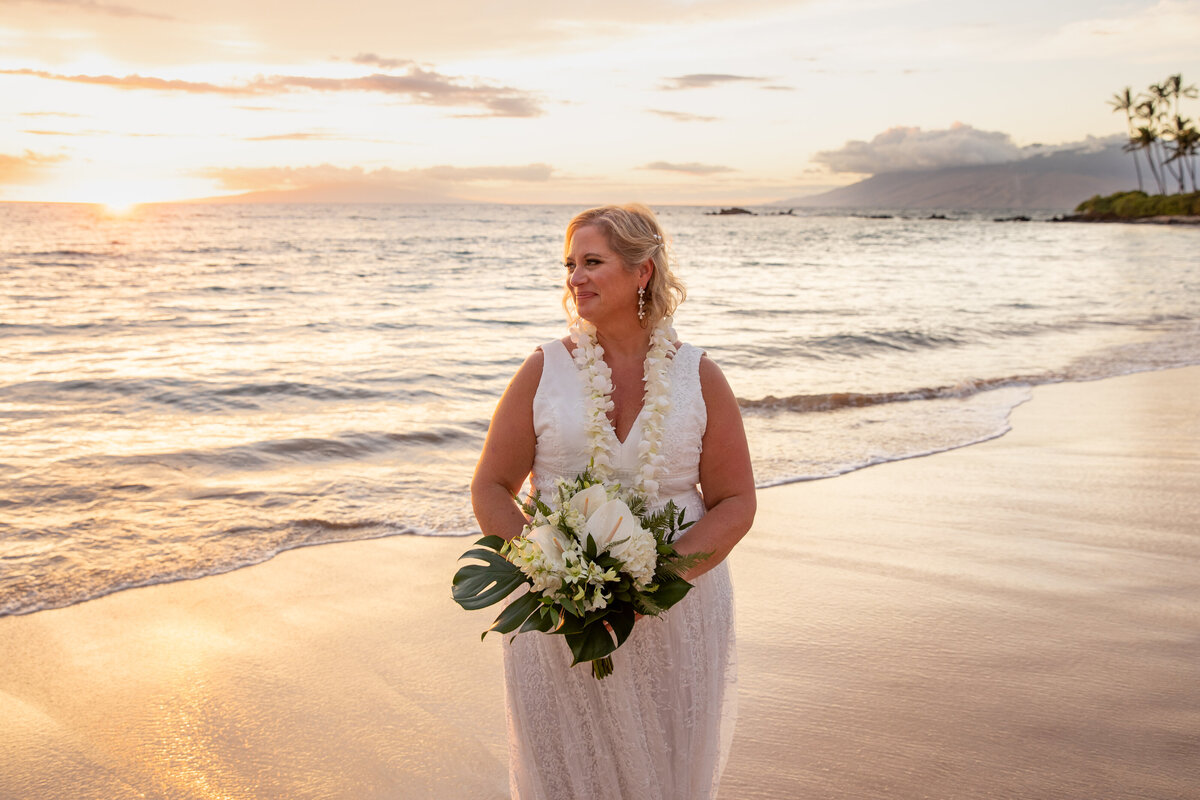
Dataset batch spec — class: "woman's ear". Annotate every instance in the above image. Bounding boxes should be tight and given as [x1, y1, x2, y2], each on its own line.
[638, 258, 654, 287]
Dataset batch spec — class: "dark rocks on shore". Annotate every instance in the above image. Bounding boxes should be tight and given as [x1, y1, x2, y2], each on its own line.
[1052, 213, 1200, 225]
[993, 215, 1032, 222]
[706, 207, 755, 216]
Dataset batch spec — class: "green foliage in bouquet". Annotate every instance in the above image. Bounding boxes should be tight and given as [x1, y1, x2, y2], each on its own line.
[452, 470, 708, 679]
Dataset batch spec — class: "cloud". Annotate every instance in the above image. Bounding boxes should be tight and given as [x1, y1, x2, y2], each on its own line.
[23, 129, 164, 137]
[1, 0, 175, 20]
[198, 163, 555, 193]
[0, 150, 66, 184]
[814, 123, 1025, 174]
[418, 164, 554, 182]
[640, 161, 735, 176]
[647, 110, 720, 123]
[19, 111, 86, 118]
[814, 126, 1131, 176]
[0, 64, 543, 117]
[660, 74, 767, 91]
[241, 130, 396, 143]
[1030, 0, 1200, 61]
[1, 68, 247, 95]
[243, 132, 340, 142]
[349, 53, 414, 70]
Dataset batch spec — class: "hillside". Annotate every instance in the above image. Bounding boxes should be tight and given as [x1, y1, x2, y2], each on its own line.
[784, 143, 1138, 211]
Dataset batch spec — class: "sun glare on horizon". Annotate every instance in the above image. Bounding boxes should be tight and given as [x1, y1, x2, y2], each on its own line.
[98, 199, 140, 216]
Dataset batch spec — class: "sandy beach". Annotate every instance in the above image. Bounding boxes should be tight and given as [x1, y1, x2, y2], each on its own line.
[2, 366, 1198, 800]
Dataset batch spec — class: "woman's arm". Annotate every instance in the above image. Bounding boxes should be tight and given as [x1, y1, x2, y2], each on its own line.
[470, 349, 543, 541]
[672, 355, 757, 579]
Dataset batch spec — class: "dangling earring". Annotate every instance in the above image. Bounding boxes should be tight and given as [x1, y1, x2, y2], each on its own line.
[637, 286, 646, 321]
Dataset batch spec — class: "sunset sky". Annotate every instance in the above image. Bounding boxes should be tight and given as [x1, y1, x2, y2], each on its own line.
[2, 0, 1199, 206]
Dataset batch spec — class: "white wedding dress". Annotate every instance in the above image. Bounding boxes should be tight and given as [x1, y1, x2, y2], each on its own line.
[503, 339, 737, 800]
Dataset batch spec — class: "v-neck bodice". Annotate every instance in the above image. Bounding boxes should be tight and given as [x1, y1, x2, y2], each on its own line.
[530, 338, 707, 514]
[613, 403, 646, 447]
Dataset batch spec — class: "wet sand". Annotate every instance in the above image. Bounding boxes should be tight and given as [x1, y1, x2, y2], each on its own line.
[1, 367, 1198, 799]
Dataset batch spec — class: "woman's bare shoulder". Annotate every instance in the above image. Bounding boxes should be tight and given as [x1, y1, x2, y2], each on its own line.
[506, 346, 546, 396]
[696, 351, 735, 400]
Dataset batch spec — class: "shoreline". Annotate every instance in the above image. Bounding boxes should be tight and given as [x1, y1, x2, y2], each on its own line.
[1053, 213, 1200, 225]
[2, 365, 1198, 799]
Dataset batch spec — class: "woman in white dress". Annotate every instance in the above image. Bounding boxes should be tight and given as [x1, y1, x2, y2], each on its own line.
[471, 203, 756, 800]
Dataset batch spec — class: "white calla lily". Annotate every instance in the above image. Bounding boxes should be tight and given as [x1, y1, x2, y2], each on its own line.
[526, 524, 570, 570]
[584, 498, 641, 551]
[569, 483, 609, 521]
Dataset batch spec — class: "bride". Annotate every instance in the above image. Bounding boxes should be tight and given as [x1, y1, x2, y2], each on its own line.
[471, 203, 756, 800]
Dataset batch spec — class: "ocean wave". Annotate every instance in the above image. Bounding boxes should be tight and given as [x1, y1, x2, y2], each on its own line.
[739, 373, 1047, 414]
[84, 427, 482, 471]
[0, 377, 399, 411]
[0, 516, 436, 617]
[20, 249, 108, 257]
[0, 318, 236, 337]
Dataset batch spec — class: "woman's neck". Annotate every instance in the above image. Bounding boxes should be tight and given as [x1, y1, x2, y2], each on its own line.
[593, 321, 650, 361]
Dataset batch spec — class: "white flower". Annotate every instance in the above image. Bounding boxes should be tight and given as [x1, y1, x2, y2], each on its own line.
[607, 524, 658, 588]
[559, 501, 586, 533]
[526, 524, 570, 571]
[569, 483, 609, 520]
[584, 498, 640, 550]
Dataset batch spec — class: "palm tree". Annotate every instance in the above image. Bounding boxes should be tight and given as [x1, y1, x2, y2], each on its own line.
[1163, 116, 1193, 192]
[1164, 74, 1198, 120]
[1108, 74, 1198, 196]
[1109, 87, 1145, 191]
[1146, 85, 1182, 190]
[1133, 98, 1167, 194]
[1165, 117, 1199, 192]
[1163, 75, 1199, 193]
[1129, 126, 1166, 194]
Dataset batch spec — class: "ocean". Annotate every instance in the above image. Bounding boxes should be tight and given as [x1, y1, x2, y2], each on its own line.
[2, 202, 1197, 616]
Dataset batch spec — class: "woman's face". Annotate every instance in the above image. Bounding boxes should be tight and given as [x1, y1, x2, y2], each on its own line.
[565, 224, 644, 326]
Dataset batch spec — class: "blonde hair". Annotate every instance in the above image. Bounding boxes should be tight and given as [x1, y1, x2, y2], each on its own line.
[562, 203, 686, 326]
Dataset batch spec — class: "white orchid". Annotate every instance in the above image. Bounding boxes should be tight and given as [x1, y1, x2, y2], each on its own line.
[569, 316, 676, 503]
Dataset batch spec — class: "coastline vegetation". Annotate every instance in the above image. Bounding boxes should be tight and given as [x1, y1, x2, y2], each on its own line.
[1075, 190, 1200, 218]
[1074, 74, 1199, 221]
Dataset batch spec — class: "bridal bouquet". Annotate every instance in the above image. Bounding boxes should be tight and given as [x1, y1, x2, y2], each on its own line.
[452, 467, 705, 679]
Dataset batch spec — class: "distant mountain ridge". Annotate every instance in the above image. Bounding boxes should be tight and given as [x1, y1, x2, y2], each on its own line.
[783, 143, 1138, 211]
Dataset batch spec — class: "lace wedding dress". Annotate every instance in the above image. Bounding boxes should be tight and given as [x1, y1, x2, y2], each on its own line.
[503, 339, 737, 800]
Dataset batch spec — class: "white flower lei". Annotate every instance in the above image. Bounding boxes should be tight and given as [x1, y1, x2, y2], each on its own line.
[569, 315, 677, 503]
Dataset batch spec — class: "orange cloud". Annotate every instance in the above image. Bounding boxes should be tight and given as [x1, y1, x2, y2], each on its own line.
[195, 163, 555, 200]
[659, 74, 768, 90]
[1, 65, 543, 117]
[0, 150, 67, 184]
[647, 110, 720, 123]
[5, 0, 174, 20]
[640, 161, 735, 176]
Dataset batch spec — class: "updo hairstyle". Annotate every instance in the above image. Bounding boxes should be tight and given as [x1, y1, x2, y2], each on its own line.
[563, 203, 686, 326]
